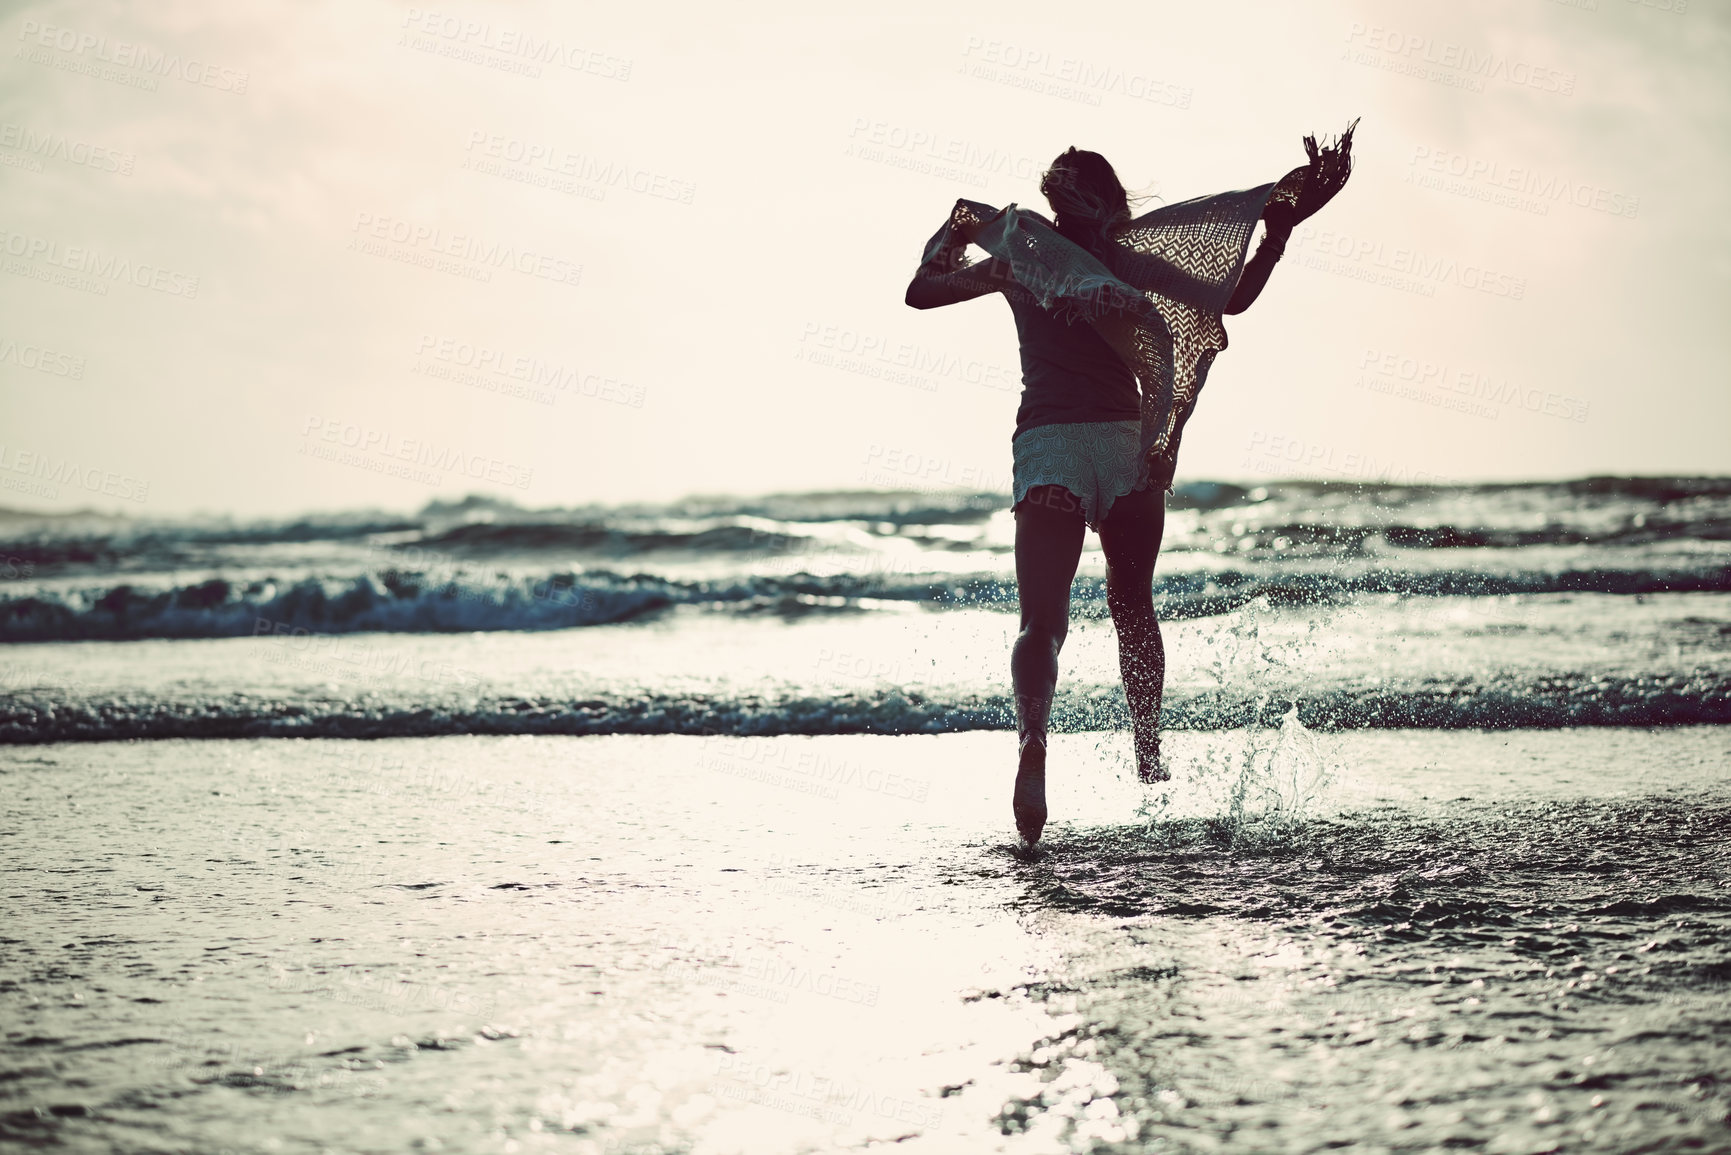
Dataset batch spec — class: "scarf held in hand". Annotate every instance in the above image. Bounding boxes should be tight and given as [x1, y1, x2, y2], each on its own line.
[920, 122, 1356, 491]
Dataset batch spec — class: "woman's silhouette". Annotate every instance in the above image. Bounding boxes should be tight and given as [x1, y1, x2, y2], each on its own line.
[905, 124, 1356, 846]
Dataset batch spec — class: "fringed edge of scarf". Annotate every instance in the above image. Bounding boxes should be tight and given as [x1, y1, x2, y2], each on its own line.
[1291, 117, 1359, 225]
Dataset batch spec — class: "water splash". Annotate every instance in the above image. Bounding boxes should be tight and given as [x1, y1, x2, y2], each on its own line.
[1136, 596, 1340, 849]
[1218, 705, 1338, 847]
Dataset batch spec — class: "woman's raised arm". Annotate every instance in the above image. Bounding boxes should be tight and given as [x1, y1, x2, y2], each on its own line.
[1222, 215, 1292, 316]
[905, 253, 1018, 309]
[905, 199, 1022, 310]
[1223, 120, 1356, 316]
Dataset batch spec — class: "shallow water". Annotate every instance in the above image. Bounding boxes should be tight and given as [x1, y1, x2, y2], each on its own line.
[4, 480, 1729, 1150]
[3, 728, 1728, 1153]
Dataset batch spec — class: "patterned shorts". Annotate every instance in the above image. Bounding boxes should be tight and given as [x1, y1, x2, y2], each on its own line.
[1011, 420, 1151, 531]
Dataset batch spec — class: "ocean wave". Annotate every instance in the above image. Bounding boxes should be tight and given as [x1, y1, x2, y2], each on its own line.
[5, 478, 1730, 575]
[408, 520, 811, 555]
[3, 671, 1725, 743]
[1230, 517, 1731, 553]
[0, 514, 421, 569]
[3, 563, 1729, 642]
[0, 572, 689, 640]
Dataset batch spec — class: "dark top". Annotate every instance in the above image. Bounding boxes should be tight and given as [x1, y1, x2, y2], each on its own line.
[1005, 294, 1141, 441]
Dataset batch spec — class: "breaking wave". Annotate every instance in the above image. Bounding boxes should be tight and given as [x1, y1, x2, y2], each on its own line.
[3, 671, 1725, 743]
[2, 562, 1727, 642]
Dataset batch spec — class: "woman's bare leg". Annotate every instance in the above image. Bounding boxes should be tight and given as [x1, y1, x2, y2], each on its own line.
[1098, 485, 1168, 781]
[1011, 484, 1086, 843]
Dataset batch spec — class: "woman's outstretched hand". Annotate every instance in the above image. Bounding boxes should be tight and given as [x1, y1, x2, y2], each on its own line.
[1262, 199, 1297, 240]
[949, 198, 1006, 244]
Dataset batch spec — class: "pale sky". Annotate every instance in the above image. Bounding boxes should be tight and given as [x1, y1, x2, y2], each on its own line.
[1, 0, 1726, 516]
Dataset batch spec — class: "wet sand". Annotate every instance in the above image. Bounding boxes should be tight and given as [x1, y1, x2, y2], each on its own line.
[3, 728, 1728, 1153]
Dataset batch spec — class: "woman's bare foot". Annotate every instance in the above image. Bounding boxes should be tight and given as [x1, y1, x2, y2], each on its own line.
[1013, 733, 1048, 844]
[1135, 732, 1169, 783]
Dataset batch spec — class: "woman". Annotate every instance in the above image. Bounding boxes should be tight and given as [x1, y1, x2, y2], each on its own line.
[904, 125, 1355, 845]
